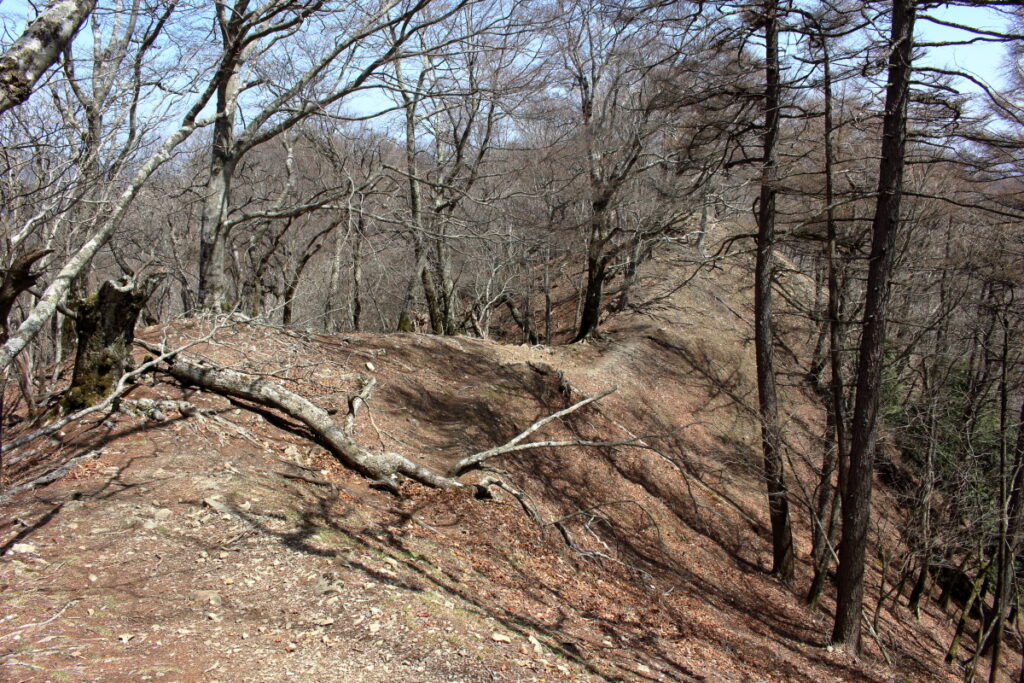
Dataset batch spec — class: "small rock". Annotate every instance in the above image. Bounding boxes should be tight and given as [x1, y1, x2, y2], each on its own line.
[637, 663, 652, 674]
[203, 497, 229, 514]
[368, 622, 381, 635]
[491, 632, 512, 644]
[88, 574, 98, 583]
[285, 642, 297, 652]
[192, 590, 222, 607]
[365, 362, 375, 372]
[10, 543, 36, 554]
[118, 633, 135, 644]
[154, 508, 173, 521]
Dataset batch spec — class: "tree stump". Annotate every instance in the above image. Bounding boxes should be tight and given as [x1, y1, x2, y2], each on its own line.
[62, 275, 161, 412]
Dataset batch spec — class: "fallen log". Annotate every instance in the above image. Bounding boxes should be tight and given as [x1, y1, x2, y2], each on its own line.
[142, 340, 619, 497]
[162, 356, 463, 490]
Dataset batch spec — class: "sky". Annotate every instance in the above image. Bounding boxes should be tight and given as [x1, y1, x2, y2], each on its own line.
[0, 1, 1017, 124]
[918, 4, 1016, 91]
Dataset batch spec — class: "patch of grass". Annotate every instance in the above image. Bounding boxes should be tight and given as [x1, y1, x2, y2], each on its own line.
[313, 528, 356, 548]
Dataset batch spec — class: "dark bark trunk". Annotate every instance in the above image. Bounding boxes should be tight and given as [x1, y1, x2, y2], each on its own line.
[543, 249, 553, 345]
[573, 253, 608, 342]
[62, 275, 160, 412]
[947, 561, 990, 664]
[754, 0, 794, 584]
[908, 558, 930, 618]
[501, 295, 539, 346]
[939, 551, 970, 612]
[614, 240, 643, 313]
[807, 401, 840, 607]
[986, 396, 1024, 681]
[831, 0, 915, 654]
[0, 249, 52, 343]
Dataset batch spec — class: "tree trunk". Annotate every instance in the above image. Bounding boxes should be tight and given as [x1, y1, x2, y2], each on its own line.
[543, 248, 554, 345]
[196, 10, 244, 312]
[0, 250, 52, 343]
[947, 561, 990, 665]
[0, 0, 96, 115]
[350, 223, 363, 332]
[986, 396, 1024, 682]
[434, 224, 459, 335]
[807, 401, 841, 607]
[908, 558, 929, 618]
[62, 275, 160, 412]
[197, 155, 236, 312]
[831, 0, 916, 653]
[614, 240, 643, 313]
[326, 212, 348, 333]
[573, 252, 608, 342]
[754, 0, 794, 584]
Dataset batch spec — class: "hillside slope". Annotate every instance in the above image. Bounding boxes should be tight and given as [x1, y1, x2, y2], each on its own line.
[0, 258, 986, 682]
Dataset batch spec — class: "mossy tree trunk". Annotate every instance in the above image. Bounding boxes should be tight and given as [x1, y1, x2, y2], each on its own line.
[63, 275, 160, 412]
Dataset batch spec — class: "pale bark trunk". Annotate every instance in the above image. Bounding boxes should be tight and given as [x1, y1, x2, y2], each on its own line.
[0, 0, 96, 115]
[165, 357, 461, 489]
[350, 225, 363, 332]
[0, 115, 209, 374]
[196, 70, 240, 311]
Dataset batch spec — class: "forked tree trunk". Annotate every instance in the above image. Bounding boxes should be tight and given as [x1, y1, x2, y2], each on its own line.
[63, 275, 161, 412]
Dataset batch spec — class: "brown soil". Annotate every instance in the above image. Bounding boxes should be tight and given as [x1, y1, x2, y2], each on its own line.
[0, 258, 1003, 682]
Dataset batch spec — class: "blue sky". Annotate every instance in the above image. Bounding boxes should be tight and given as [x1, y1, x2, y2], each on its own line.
[0, 1, 1017, 121]
[919, 4, 1016, 90]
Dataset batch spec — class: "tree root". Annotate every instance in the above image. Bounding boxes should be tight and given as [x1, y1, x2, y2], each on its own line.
[0, 450, 99, 506]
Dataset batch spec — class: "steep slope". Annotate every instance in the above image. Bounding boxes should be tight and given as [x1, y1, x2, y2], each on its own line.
[0, 257, 990, 682]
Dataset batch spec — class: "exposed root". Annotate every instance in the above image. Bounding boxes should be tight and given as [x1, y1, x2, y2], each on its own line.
[0, 450, 99, 506]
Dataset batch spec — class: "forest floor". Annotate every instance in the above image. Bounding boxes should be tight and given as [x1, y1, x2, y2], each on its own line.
[0, 259, 1011, 682]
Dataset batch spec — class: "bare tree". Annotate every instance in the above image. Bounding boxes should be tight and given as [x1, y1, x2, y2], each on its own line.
[832, 0, 917, 653]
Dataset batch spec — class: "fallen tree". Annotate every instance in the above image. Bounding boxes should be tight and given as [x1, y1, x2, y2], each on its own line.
[139, 339, 617, 494]
[161, 354, 460, 490]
